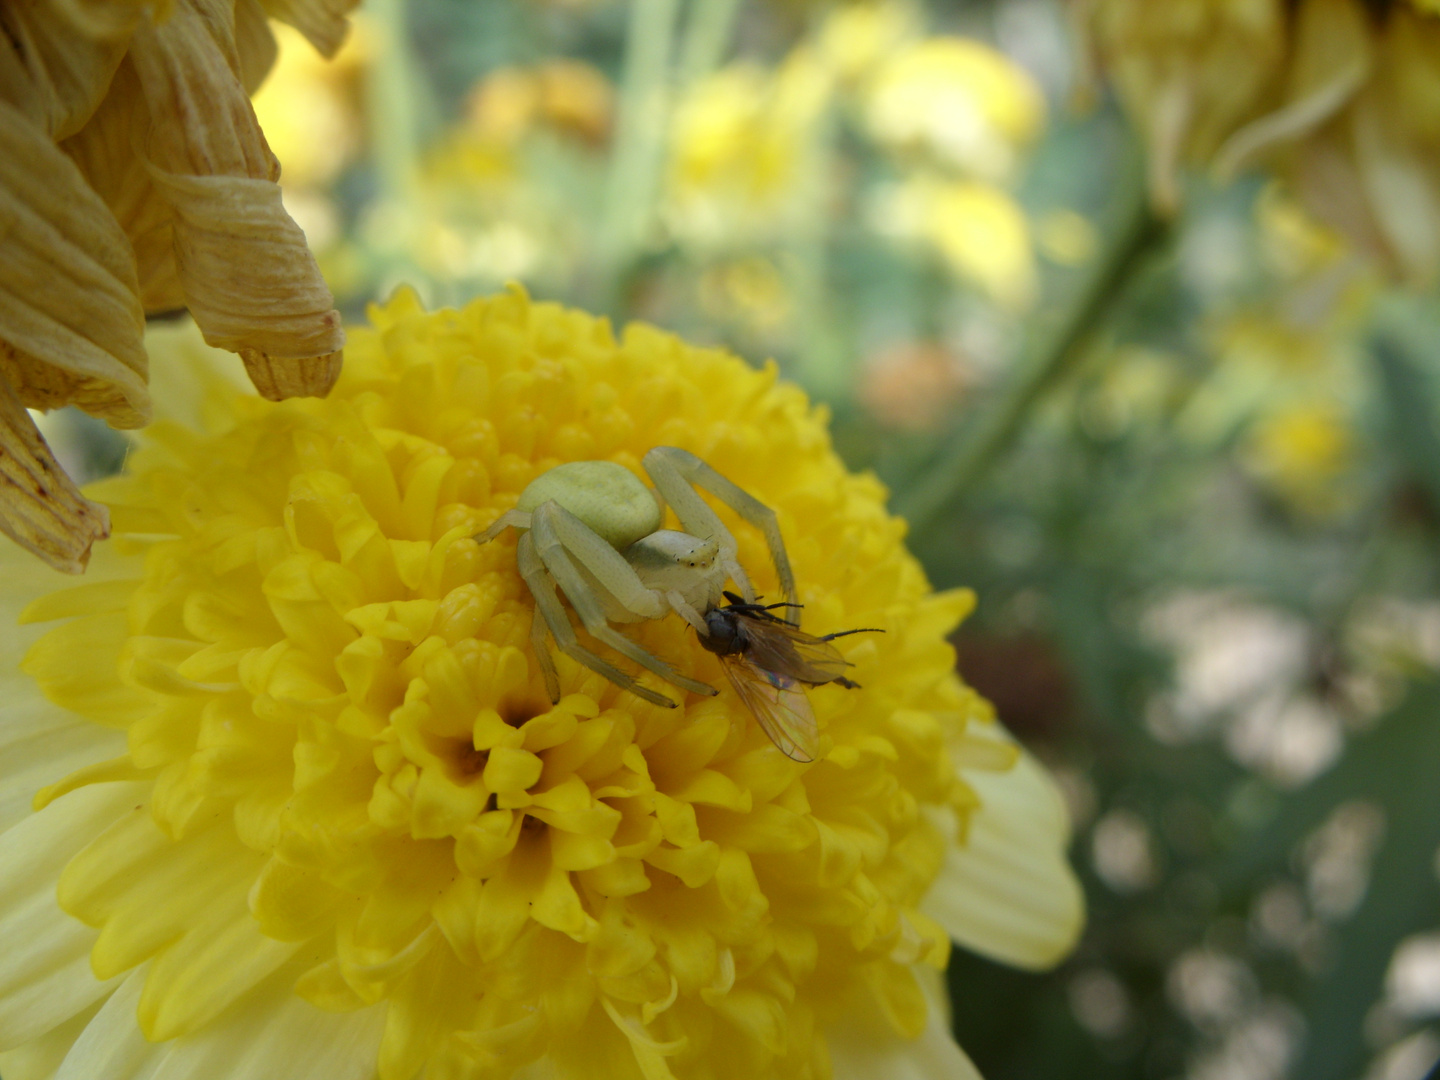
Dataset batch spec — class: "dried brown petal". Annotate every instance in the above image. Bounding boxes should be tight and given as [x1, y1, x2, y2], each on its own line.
[1215, 0, 1373, 178]
[0, 99, 149, 426]
[0, 0, 145, 139]
[233, 0, 278, 94]
[63, 64, 186, 311]
[128, 0, 344, 396]
[0, 370, 110, 573]
[239, 346, 342, 400]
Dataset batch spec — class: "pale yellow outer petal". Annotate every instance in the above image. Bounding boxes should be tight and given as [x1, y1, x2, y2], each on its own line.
[41, 955, 387, 1080]
[126, 0, 344, 400]
[136, 967, 386, 1080]
[829, 967, 983, 1080]
[0, 782, 142, 1051]
[0, 996, 101, 1080]
[924, 745, 1085, 972]
[53, 968, 154, 1080]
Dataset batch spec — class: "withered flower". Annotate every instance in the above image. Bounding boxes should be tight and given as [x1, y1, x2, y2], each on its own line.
[0, 0, 356, 572]
[1218, 0, 1440, 286]
[1081, 0, 1440, 286]
[1078, 0, 1287, 215]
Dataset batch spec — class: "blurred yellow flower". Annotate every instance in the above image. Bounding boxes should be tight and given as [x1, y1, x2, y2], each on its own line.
[667, 54, 831, 246]
[815, 1, 919, 84]
[252, 20, 370, 192]
[0, 288, 1083, 1080]
[1086, 0, 1440, 282]
[1246, 401, 1356, 516]
[863, 37, 1047, 183]
[872, 176, 1038, 309]
[1036, 208, 1100, 267]
[1, 0, 357, 572]
[466, 59, 615, 148]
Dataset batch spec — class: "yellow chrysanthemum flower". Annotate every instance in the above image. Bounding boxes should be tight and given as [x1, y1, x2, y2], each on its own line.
[0, 288, 1082, 1080]
[1, 0, 356, 573]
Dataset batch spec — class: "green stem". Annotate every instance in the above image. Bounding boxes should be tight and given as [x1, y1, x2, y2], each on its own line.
[365, 0, 421, 205]
[592, 0, 684, 309]
[893, 159, 1168, 533]
[787, 99, 844, 398]
[676, 0, 743, 88]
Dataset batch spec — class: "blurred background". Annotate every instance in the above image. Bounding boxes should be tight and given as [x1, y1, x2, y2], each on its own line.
[36, 1, 1440, 1077]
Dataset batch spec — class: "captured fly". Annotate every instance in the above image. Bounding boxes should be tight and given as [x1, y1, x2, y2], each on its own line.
[698, 591, 881, 763]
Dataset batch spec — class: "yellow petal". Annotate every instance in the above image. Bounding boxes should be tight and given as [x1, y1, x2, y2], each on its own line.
[924, 746, 1084, 971]
[828, 965, 982, 1080]
[0, 782, 142, 1050]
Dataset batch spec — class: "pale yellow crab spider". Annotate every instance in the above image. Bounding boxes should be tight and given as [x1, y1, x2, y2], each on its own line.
[475, 447, 797, 708]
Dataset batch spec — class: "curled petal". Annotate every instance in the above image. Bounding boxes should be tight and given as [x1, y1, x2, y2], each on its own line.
[127, 0, 344, 399]
[1215, 0, 1373, 178]
[233, 0, 279, 94]
[0, 100, 149, 426]
[0, 374, 111, 574]
[259, 0, 361, 60]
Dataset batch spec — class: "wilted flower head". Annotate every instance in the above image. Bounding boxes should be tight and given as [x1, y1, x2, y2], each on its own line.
[1083, 0, 1440, 284]
[0, 288, 1082, 1080]
[0, 0, 356, 572]
[1080, 0, 1286, 214]
[1217, 0, 1440, 286]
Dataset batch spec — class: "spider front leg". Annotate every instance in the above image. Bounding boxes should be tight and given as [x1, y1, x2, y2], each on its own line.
[517, 531, 676, 708]
[475, 509, 532, 544]
[642, 446, 799, 623]
[529, 502, 719, 699]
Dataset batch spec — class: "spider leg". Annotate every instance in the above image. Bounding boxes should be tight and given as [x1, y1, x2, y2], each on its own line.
[528, 600, 562, 703]
[518, 531, 676, 709]
[475, 509, 533, 545]
[665, 591, 707, 634]
[642, 447, 799, 624]
[531, 504, 718, 699]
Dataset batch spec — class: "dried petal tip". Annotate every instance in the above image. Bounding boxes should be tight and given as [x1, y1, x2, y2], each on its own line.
[240, 347, 344, 400]
[0, 379, 111, 573]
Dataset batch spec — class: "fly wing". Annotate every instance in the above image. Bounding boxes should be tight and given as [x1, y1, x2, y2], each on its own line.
[722, 657, 819, 763]
[739, 616, 852, 686]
